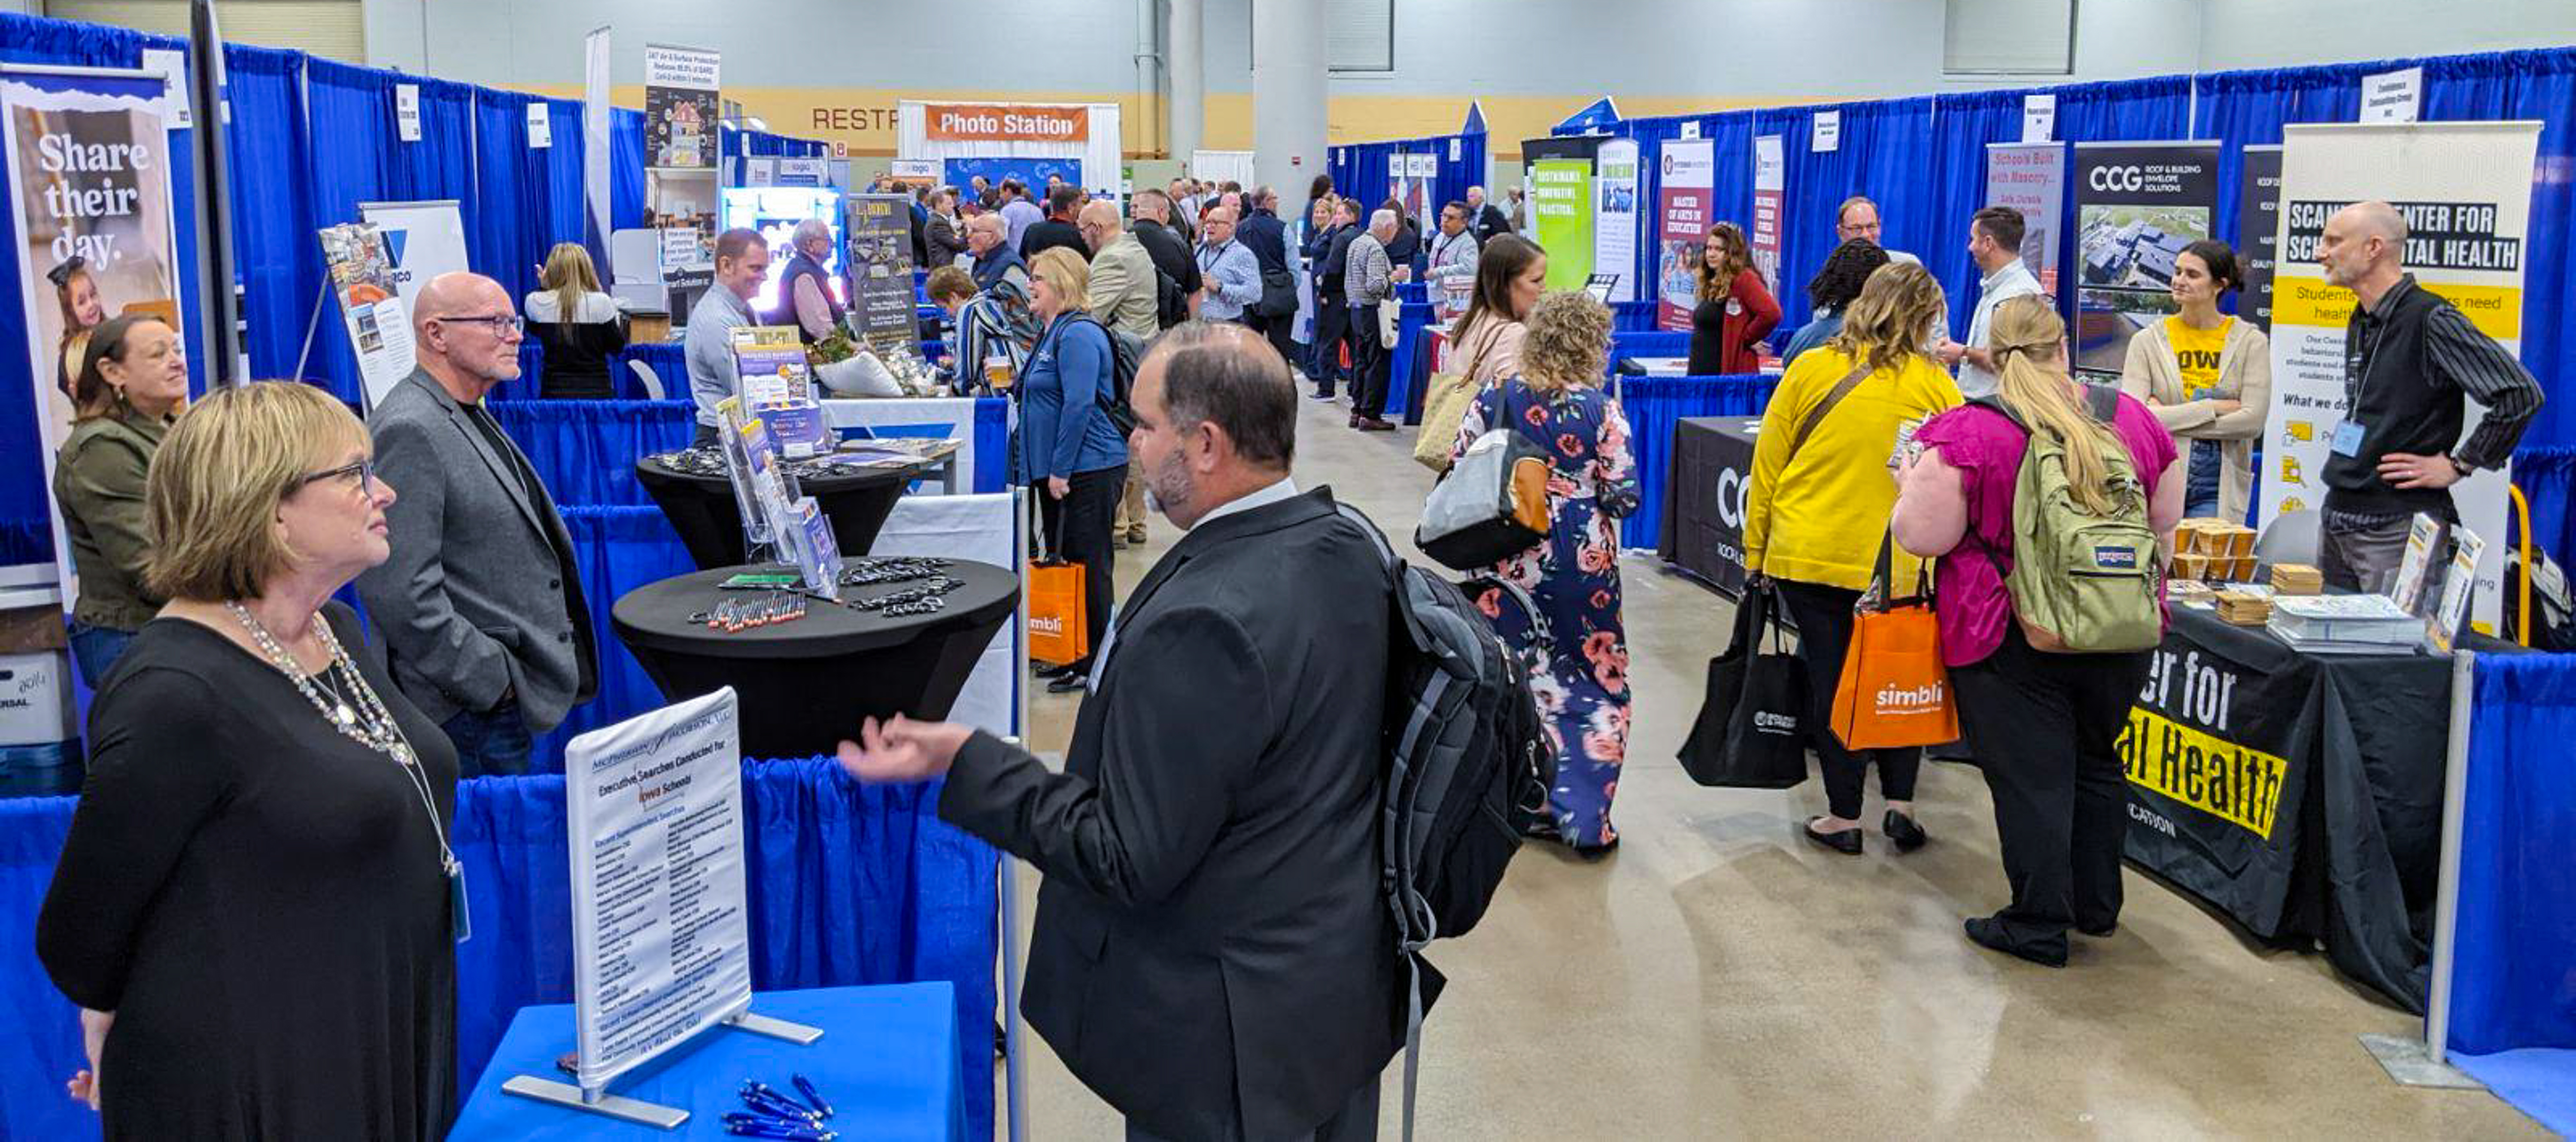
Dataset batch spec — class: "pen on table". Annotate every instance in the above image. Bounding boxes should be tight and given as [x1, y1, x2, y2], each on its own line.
[792, 1074, 835, 1119]
[741, 1081, 821, 1122]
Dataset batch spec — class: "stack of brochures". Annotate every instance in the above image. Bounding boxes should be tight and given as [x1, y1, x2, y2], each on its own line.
[2267, 594, 2422, 654]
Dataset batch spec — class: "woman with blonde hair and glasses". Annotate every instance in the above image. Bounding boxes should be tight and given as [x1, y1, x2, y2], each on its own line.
[1893, 295, 2181, 966]
[1449, 290, 1638, 856]
[523, 242, 627, 398]
[1743, 260, 1962, 856]
[39, 381, 460, 1137]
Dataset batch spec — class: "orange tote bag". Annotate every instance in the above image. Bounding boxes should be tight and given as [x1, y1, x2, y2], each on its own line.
[1830, 534, 1960, 750]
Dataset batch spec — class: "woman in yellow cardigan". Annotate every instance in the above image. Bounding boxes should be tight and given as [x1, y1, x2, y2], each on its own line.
[1743, 261, 1962, 855]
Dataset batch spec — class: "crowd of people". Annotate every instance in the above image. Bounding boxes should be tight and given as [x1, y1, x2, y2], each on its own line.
[25, 142, 2546, 1139]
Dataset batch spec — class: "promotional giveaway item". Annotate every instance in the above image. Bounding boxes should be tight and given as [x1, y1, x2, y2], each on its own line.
[1830, 535, 1958, 750]
[1678, 580, 1808, 788]
[2071, 142, 2220, 379]
[1025, 522, 1088, 668]
[2259, 121, 2538, 630]
[501, 687, 823, 1127]
[732, 325, 830, 456]
[2, 64, 186, 590]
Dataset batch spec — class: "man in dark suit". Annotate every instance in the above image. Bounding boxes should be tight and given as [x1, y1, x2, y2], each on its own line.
[840, 323, 1402, 1142]
[1236, 185, 1297, 366]
[1309, 197, 1364, 400]
[357, 272, 596, 777]
[1467, 184, 1512, 245]
[1128, 188, 1203, 326]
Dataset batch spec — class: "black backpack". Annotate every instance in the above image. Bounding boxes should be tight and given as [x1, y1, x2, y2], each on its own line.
[1153, 267, 1188, 329]
[1332, 503, 1553, 1140]
[1063, 313, 1145, 436]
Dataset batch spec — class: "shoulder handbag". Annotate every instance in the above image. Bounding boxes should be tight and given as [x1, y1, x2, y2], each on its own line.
[1787, 358, 1874, 460]
[1024, 492, 1091, 668]
[1411, 322, 1500, 472]
[1415, 383, 1553, 572]
[1828, 531, 1959, 750]
[1378, 292, 1402, 348]
[1676, 580, 1809, 788]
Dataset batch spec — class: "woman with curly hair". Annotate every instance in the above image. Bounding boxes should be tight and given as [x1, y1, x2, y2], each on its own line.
[1686, 222, 1780, 376]
[1779, 237, 1893, 368]
[1449, 290, 1639, 856]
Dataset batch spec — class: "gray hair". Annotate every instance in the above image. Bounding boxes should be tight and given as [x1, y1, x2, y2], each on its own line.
[792, 217, 833, 249]
[1148, 321, 1297, 469]
[1370, 208, 1397, 231]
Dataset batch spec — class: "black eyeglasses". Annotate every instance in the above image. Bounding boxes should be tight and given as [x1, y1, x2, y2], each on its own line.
[298, 457, 381, 492]
[432, 314, 525, 334]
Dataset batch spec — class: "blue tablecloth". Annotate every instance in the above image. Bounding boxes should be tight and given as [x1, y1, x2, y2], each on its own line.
[1620, 373, 1778, 551]
[1381, 300, 1436, 424]
[507, 340, 692, 402]
[451, 983, 965, 1142]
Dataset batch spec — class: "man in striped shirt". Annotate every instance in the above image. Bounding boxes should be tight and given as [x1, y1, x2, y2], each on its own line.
[2313, 199, 2543, 589]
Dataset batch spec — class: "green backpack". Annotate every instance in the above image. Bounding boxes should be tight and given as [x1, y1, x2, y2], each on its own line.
[1969, 388, 2164, 653]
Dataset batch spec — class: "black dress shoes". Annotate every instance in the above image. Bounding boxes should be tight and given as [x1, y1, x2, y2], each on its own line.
[1802, 817, 1863, 855]
[1883, 810, 1929, 853]
[1964, 916, 2068, 968]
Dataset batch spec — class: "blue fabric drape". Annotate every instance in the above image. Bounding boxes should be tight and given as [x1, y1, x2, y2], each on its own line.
[1326, 131, 1485, 261]
[612, 107, 647, 232]
[1617, 372, 1781, 551]
[0, 766, 998, 1142]
[2514, 447, 2576, 564]
[529, 505, 695, 768]
[2448, 652, 2576, 1056]
[0, 14, 203, 569]
[221, 46, 317, 385]
[1927, 77, 2193, 336]
[472, 90, 589, 305]
[301, 60, 477, 401]
[488, 399, 696, 507]
[1753, 97, 1937, 326]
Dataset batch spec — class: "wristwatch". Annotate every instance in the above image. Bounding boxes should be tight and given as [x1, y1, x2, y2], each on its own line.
[2448, 453, 2477, 477]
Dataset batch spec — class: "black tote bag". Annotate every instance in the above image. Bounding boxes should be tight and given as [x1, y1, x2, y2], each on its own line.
[1677, 582, 1810, 789]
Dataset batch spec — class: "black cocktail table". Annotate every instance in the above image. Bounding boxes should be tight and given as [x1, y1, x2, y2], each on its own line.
[636, 452, 928, 570]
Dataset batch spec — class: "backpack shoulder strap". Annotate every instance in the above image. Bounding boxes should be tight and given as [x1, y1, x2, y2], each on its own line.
[2083, 383, 2121, 424]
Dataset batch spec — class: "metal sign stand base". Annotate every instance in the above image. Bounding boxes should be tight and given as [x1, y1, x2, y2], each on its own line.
[498, 1008, 826, 1129]
[2359, 1033, 2485, 1090]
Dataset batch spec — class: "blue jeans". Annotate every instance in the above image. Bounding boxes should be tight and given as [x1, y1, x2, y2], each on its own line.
[441, 700, 534, 778]
[67, 623, 136, 689]
[2184, 439, 2223, 520]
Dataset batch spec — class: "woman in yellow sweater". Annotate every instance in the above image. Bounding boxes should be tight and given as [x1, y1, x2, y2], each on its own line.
[1743, 261, 1962, 855]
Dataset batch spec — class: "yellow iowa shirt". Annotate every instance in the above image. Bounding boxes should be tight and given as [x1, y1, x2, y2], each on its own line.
[1743, 344, 1964, 593]
[2165, 315, 2232, 399]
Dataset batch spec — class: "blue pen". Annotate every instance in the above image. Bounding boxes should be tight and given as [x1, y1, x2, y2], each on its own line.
[741, 1082, 822, 1123]
[723, 1122, 834, 1142]
[724, 1112, 817, 1129]
[792, 1074, 836, 1119]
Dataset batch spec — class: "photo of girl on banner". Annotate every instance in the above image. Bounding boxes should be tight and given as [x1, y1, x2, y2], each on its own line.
[3, 65, 184, 590]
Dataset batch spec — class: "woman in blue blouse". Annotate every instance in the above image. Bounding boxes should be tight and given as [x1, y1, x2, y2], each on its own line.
[1021, 246, 1131, 693]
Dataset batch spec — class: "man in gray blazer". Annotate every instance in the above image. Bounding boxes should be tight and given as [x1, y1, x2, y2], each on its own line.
[358, 272, 596, 776]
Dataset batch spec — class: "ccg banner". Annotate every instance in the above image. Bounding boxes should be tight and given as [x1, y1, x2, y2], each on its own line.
[1983, 143, 2065, 295]
[2072, 142, 2218, 379]
[2261, 122, 2538, 629]
[2, 65, 184, 597]
[644, 43, 719, 170]
[2235, 146, 2283, 330]
[1656, 138, 1714, 332]
[1593, 137, 1639, 303]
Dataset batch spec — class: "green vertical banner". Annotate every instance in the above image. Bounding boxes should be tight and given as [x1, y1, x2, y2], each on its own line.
[1531, 159, 1595, 291]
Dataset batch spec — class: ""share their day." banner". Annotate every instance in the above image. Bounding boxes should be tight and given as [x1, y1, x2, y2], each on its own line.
[2260, 121, 2540, 629]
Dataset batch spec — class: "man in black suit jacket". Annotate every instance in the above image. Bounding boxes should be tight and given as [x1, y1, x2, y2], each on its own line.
[1467, 184, 1512, 245]
[1128, 188, 1203, 325]
[1236, 186, 1297, 365]
[841, 323, 1401, 1141]
[1309, 198, 1365, 399]
[1018, 184, 1089, 264]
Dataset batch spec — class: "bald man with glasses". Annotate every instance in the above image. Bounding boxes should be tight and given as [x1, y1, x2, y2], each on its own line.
[357, 271, 596, 777]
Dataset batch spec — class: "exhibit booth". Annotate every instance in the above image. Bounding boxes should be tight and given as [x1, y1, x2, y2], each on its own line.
[894, 99, 1126, 198]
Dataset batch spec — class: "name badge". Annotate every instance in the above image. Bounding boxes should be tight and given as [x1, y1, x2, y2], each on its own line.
[2330, 419, 2366, 458]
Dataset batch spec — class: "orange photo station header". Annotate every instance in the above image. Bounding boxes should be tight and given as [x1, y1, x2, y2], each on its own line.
[923, 103, 1090, 143]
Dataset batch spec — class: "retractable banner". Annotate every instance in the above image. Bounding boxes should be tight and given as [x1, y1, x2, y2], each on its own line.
[2, 65, 185, 599]
[317, 223, 415, 409]
[1751, 135, 1784, 298]
[1593, 138, 1638, 303]
[2261, 122, 2539, 629]
[2236, 146, 2283, 330]
[644, 44, 719, 170]
[1524, 136, 1599, 293]
[358, 199, 468, 312]
[1983, 143, 2065, 294]
[2071, 142, 2219, 380]
[1656, 138, 1714, 332]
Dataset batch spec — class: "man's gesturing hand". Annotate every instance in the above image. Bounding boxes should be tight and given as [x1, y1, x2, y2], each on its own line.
[836, 714, 972, 783]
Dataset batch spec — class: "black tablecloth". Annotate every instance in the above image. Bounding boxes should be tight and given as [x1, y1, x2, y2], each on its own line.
[636, 454, 927, 570]
[1658, 416, 1761, 597]
[612, 561, 1018, 759]
[2120, 605, 2514, 1011]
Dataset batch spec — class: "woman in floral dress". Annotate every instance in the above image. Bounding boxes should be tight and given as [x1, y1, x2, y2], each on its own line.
[1450, 290, 1639, 856]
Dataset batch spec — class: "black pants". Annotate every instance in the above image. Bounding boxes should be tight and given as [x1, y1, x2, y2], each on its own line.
[1039, 464, 1125, 662]
[1346, 302, 1388, 418]
[1952, 623, 2153, 953]
[1776, 580, 1922, 821]
[690, 421, 719, 449]
[1309, 294, 1349, 392]
[1253, 310, 1297, 372]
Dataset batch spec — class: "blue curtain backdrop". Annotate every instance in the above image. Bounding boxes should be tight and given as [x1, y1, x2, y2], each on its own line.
[1616, 372, 1781, 551]
[1752, 97, 1937, 327]
[0, 765, 999, 1142]
[220, 45, 316, 385]
[2448, 652, 2576, 1057]
[1924, 76, 2193, 335]
[611, 107, 647, 231]
[472, 90, 589, 305]
[1326, 131, 1487, 248]
[0, 14, 204, 570]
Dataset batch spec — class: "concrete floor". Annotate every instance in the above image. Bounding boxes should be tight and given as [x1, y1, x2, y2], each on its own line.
[1003, 393, 2539, 1139]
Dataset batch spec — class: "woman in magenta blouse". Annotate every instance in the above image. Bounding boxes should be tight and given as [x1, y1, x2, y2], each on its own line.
[1889, 295, 2183, 969]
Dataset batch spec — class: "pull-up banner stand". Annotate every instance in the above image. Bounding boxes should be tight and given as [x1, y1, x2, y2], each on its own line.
[501, 686, 822, 1127]
[1523, 135, 1601, 294]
